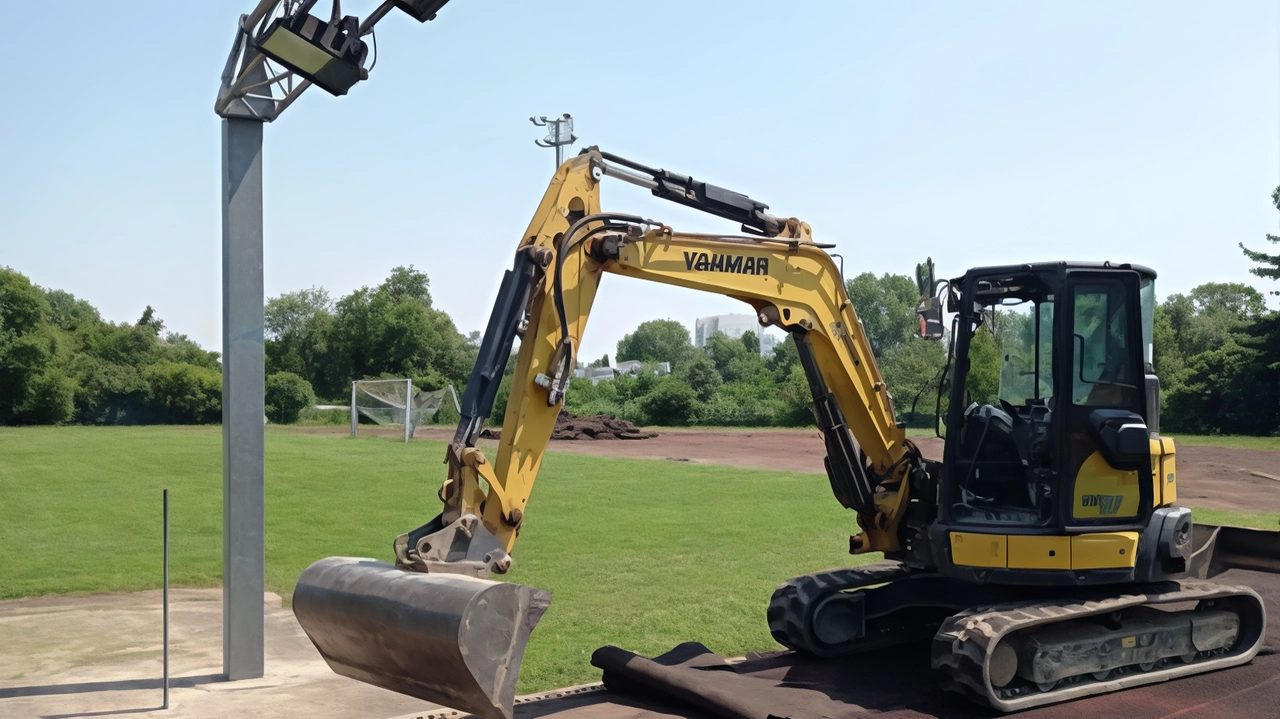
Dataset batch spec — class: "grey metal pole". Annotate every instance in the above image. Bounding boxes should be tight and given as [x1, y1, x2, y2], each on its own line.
[163, 488, 170, 710]
[221, 117, 266, 681]
[404, 378, 413, 443]
[532, 114, 576, 171]
[350, 382, 358, 437]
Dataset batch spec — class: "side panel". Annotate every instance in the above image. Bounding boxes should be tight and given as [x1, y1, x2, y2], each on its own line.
[1070, 532, 1138, 569]
[948, 531, 1138, 570]
[1149, 438, 1164, 507]
[1072, 451, 1140, 520]
[1147, 437, 1178, 507]
[1159, 437, 1177, 505]
[1008, 535, 1071, 570]
[951, 532, 1007, 568]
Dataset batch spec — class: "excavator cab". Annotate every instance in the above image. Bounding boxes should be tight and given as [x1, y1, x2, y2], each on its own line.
[929, 263, 1164, 580]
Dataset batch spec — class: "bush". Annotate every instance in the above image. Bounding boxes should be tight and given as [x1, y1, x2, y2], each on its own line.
[618, 398, 650, 427]
[143, 361, 222, 424]
[265, 371, 315, 424]
[677, 353, 722, 402]
[638, 379, 699, 426]
[19, 366, 77, 424]
[775, 365, 815, 427]
[1163, 340, 1271, 435]
[432, 397, 461, 426]
[571, 398, 627, 419]
[615, 319, 694, 368]
[696, 392, 779, 427]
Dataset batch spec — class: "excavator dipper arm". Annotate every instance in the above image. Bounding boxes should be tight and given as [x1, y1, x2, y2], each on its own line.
[293, 149, 920, 719]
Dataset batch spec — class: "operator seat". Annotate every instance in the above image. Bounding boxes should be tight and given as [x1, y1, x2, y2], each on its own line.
[957, 403, 1031, 508]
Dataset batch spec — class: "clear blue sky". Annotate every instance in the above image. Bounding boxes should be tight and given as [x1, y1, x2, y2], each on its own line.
[3, 1, 1278, 364]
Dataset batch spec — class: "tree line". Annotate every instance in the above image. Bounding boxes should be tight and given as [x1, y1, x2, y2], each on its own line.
[1, 267, 223, 425]
[541, 187, 1280, 435]
[4, 186, 1278, 433]
[262, 265, 477, 402]
[0, 265, 477, 425]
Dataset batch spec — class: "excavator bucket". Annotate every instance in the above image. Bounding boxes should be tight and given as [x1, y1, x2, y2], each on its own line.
[1190, 522, 1280, 578]
[293, 557, 550, 719]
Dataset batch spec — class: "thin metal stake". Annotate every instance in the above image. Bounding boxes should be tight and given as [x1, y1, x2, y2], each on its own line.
[163, 488, 170, 709]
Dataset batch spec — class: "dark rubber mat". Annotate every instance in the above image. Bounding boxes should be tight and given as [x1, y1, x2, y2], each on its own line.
[516, 567, 1280, 719]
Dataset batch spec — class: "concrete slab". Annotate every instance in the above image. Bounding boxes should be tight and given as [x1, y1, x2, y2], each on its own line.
[0, 589, 441, 719]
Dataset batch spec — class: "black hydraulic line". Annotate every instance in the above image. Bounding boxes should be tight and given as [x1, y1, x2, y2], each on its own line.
[908, 365, 945, 421]
[552, 213, 650, 348]
[936, 315, 959, 439]
[453, 249, 542, 446]
[793, 330, 877, 515]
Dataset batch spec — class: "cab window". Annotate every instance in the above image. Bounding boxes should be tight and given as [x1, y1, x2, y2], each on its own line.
[1072, 282, 1135, 406]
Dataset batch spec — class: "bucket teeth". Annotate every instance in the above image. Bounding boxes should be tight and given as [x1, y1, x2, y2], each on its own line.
[294, 556, 550, 719]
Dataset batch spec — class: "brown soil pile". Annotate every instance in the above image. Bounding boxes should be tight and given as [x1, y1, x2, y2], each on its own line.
[480, 410, 658, 441]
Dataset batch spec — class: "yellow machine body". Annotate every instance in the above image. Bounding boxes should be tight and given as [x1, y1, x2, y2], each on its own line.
[292, 149, 1274, 719]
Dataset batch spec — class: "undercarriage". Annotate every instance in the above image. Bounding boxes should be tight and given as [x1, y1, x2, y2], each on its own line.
[769, 548, 1268, 711]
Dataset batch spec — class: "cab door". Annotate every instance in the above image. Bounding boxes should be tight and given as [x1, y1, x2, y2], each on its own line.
[1059, 272, 1154, 531]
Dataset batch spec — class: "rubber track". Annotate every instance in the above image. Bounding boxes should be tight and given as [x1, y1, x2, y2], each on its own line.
[767, 563, 918, 657]
[931, 578, 1266, 712]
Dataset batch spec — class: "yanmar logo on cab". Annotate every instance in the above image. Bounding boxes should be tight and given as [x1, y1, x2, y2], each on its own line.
[682, 251, 770, 276]
[1081, 494, 1125, 515]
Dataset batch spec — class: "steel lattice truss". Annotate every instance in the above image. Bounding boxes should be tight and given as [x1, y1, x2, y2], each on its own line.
[215, 1, 449, 120]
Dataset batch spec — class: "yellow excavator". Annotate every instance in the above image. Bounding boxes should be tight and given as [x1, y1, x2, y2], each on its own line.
[292, 149, 1277, 719]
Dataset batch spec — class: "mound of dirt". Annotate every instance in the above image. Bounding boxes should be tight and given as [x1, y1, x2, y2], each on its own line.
[480, 410, 657, 441]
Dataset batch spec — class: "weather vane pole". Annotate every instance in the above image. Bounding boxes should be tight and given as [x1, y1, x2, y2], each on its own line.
[530, 113, 577, 169]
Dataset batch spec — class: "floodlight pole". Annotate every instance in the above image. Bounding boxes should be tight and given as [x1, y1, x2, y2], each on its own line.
[214, 0, 452, 681]
[220, 115, 266, 681]
[404, 378, 413, 443]
[350, 382, 358, 437]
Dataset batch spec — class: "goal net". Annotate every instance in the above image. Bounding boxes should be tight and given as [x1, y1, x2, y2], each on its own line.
[350, 379, 459, 440]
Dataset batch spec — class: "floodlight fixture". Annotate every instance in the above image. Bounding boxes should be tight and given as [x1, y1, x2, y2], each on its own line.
[395, 0, 452, 22]
[255, 10, 368, 96]
[216, 0, 455, 120]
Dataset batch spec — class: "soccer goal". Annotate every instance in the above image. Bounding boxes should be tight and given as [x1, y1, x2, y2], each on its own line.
[349, 379, 461, 442]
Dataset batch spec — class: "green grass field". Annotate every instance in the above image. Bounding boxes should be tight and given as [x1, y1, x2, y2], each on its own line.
[1, 425, 1276, 691]
[1164, 434, 1280, 451]
[0, 425, 868, 690]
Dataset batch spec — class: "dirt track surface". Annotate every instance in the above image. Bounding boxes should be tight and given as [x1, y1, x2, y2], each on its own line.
[399, 426, 1280, 515]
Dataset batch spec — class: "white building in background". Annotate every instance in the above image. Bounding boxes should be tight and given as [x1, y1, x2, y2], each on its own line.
[616, 360, 671, 377]
[695, 314, 781, 357]
[758, 332, 778, 357]
[572, 361, 670, 384]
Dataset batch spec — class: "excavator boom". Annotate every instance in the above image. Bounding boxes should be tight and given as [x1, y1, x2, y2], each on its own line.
[294, 149, 919, 718]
